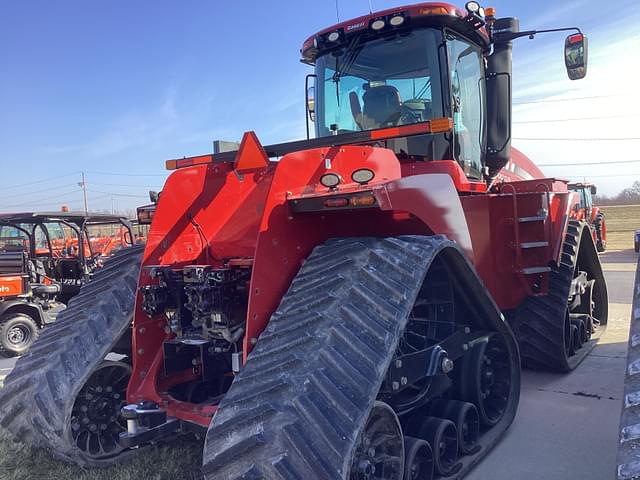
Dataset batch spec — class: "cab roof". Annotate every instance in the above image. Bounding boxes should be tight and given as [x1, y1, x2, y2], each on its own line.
[301, 2, 490, 63]
[0, 211, 130, 226]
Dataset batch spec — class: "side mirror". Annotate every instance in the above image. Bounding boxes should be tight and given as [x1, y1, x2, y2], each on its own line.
[565, 33, 588, 80]
[590, 185, 597, 195]
[307, 85, 315, 122]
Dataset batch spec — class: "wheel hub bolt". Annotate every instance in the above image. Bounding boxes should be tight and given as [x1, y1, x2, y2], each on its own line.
[391, 381, 400, 391]
[441, 357, 454, 373]
[80, 406, 88, 413]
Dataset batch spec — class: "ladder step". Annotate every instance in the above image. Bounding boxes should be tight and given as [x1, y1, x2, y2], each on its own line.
[522, 266, 552, 275]
[518, 215, 547, 223]
[520, 241, 549, 249]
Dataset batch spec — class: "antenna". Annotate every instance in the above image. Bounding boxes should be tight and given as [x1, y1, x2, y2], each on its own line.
[368, 0, 373, 13]
[335, 0, 340, 22]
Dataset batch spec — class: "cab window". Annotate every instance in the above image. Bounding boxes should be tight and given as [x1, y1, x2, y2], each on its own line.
[446, 34, 485, 179]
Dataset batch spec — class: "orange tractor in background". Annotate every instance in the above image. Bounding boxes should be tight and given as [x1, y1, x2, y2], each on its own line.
[568, 182, 606, 252]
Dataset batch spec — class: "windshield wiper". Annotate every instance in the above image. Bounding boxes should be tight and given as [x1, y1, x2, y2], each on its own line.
[331, 36, 362, 107]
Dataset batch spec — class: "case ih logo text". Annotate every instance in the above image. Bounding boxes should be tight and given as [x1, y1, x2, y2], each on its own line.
[346, 21, 366, 31]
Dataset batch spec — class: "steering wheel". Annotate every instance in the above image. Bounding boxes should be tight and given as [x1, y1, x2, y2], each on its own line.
[398, 105, 422, 125]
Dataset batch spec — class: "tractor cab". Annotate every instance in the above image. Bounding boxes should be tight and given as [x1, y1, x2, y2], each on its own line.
[568, 182, 597, 212]
[303, 1, 588, 182]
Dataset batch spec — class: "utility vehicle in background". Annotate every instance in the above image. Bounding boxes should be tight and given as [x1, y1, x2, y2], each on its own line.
[0, 211, 133, 355]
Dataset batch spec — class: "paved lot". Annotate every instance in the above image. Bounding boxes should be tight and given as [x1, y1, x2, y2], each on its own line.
[469, 249, 638, 480]
[0, 249, 636, 479]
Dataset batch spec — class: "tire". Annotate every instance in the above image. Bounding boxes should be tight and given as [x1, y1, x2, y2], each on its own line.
[594, 212, 606, 252]
[0, 313, 39, 357]
[0, 245, 143, 466]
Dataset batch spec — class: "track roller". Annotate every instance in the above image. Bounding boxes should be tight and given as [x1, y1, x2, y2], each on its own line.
[570, 316, 587, 347]
[429, 400, 480, 456]
[569, 324, 580, 356]
[403, 436, 434, 480]
[455, 333, 511, 428]
[413, 417, 459, 477]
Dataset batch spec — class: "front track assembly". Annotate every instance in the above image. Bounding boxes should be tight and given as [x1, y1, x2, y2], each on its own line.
[202, 236, 520, 480]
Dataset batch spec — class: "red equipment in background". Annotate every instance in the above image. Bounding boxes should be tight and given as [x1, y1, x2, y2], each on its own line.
[568, 182, 606, 252]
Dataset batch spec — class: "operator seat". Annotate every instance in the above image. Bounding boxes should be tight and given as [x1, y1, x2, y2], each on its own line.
[361, 85, 402, 129]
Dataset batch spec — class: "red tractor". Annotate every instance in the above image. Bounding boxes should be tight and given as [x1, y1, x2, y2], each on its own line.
[0, 3, 606, 479]
[568, 182, 606, 252]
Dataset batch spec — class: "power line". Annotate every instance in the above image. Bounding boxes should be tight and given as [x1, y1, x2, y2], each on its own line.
[0, 172, 81, 190]
[513, 94, 624, 105]
[562, 172, 640, 178]
[7, 183, 79, 199]
[514, 137, 640, 141]
[84, 170, 166, 178]
[513, 114, 640, 124]
[2, 189, 81, 209]
[86, 189, 148, 199]
[90, 181, 160, 188]
[539, 159, 640, 167]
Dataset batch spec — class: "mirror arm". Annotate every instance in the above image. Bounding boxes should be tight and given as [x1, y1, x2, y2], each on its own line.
[493, 26, 581, 44]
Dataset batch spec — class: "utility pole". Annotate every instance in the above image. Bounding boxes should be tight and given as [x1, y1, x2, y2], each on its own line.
[78, 172, 88, 215]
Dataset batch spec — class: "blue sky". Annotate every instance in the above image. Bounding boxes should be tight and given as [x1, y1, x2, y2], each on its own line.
[1, 0, 639, 213]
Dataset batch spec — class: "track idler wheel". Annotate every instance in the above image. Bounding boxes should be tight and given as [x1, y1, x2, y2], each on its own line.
[351, 401, 404, 480]
[429, 399, 480, 456]
[413, 417, 458, 477]
[403, 436, 434, 480]
[455, 333, 511, 428]
[70, 360, 131, 459]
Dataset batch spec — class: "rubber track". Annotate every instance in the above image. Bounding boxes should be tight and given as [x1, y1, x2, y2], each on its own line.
[510, 221, 597, 372]
[0, 245, 143, 466]
[202, 236, 456, 480]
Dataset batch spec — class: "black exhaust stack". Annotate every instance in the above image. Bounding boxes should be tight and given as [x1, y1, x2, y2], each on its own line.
[485, 17, 519, 179]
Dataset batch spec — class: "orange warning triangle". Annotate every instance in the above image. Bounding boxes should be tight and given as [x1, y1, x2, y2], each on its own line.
[234, 131, 269, 173]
